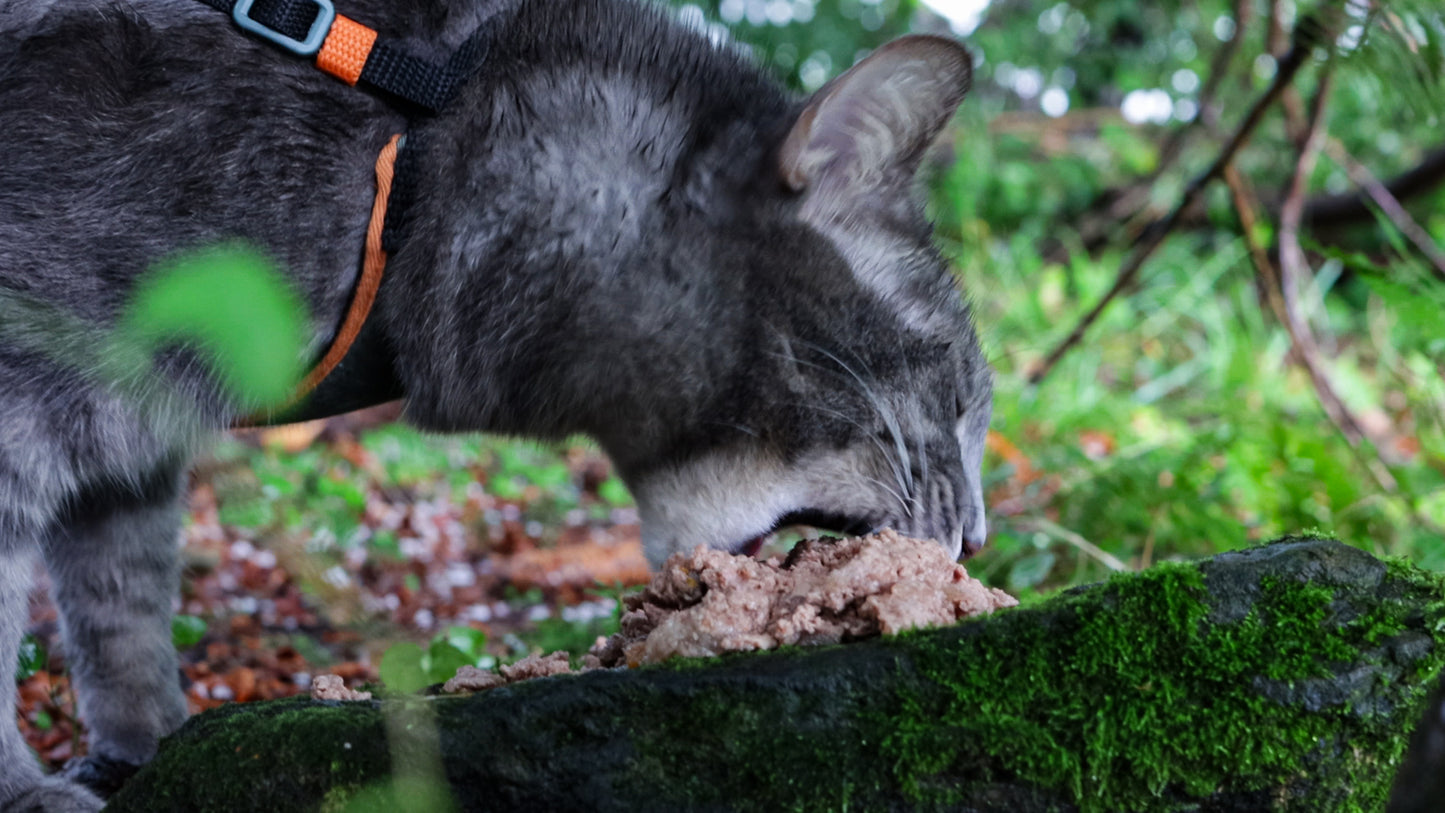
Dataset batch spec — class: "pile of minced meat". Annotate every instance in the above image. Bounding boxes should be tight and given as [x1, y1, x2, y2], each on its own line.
[313, 531, 1017, 699]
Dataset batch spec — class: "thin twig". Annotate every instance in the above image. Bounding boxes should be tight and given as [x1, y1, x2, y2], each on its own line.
[1265, 0, 1288, 57]
[1276, 68, 1400, 493]
[1157, 0, 1252, 167]
[1028, 15, 1329, 385]
[1010, 517, 1129, 572]
[1223, 164, 1289, 325]
[1322, 138, 1445, 282]
[1304, 145, 1445, 228]
[1207, 0, 1254, 128]
[1264, 0, 1307, 144]
[1156, 144, 1445, 234]
[1227, 116, 1401, 495]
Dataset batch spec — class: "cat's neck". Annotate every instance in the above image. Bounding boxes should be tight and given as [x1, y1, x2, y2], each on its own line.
[373, 0, 795, 444]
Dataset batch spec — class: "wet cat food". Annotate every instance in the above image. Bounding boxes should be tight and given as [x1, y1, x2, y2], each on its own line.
[443, 532, 1015, 693]
[587, 529, 1016, 668]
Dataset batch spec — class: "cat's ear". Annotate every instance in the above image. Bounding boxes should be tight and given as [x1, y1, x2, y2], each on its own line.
[778, 35, 971, 195]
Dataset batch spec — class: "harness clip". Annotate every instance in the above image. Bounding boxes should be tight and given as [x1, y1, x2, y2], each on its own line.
[232, 0, 335, 57]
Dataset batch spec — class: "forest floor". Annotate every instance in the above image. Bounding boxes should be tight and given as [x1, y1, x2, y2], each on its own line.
[16, 407, 654, 770]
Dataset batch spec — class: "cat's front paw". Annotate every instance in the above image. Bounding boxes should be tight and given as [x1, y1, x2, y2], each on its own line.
[1, 777, 105, 813]
[59, 752, 143, 798]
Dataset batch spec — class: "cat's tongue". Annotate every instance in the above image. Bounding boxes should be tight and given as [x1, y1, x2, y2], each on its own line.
[738, 535, 767, 557]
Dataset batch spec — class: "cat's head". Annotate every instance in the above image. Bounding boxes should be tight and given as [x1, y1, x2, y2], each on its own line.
[395, 15, 988, 564]
[606, 36, 992, 564]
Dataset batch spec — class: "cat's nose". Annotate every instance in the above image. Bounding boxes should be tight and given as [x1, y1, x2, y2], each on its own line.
[959, 505, 987, 558]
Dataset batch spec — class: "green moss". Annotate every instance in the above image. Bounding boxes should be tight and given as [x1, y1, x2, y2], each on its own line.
[886, 539, 1445, 812]
[609, 542, 1445, 812]
[107, 699, 391, 813]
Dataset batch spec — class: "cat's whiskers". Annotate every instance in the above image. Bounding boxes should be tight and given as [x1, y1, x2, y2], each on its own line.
[760, 392, 912, 515]
[912, 425, 928, 527]
[862, 475, 909, 520]
[767, 343, 915, 511]
[811, 342, 917, 512]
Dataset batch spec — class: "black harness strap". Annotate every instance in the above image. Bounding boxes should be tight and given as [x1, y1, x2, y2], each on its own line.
[193, 0, 482, 114]
[191, 0, 496, 251]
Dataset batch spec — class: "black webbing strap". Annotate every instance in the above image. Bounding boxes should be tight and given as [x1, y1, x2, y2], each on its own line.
[191, 0, 495, 251]
[194, 0, 482, 114]
[360, 37, 483, 114]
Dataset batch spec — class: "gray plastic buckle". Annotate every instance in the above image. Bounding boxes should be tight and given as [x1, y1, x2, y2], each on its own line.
[232, 0, 335, 57]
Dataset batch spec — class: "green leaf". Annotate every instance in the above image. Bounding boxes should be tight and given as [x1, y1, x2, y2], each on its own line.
[1361, 274, 1445, 353]
[316, 474, 368, 509]
[119, 243, 308, 410]
[598, 477, 632, 507]
[441, 626, 488, 661]
[171, 615, 208, 649]
[369, 530, 403, 560]
[259, 471, 298, 497]
[424, 641, 475, 685]
[529, 462, 573, 490]
[378, 643, 429, 695]
[489, 476, 524, 501]
[217, 497, 273, 530]
[14, 635, 45, 682]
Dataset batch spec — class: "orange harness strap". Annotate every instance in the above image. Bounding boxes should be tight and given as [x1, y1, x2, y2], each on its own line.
[293, 132, 400, 402]
[315, 15, 377, 86]
[237, 133, 399, 427]
[202, 0, 476, 425]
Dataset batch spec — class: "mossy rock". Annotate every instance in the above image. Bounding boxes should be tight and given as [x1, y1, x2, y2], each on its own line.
[106, 536, 1445, 812]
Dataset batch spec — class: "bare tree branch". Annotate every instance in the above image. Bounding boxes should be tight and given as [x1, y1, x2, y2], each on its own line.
[1223, 165, 1288, 325]
[1265, 0, 1288, 57]
[1304, 145, 1445, 228]
[1054, 0, 1252, 261]
[1265, 0, 1309, 145]
[1225, 153, 1397, 494]
[1009, 517, 1129, 572]
[1159, 144, 1445, 236]
[1027, 15, 1330, 385]
[1198, 0, 1253, 133]
[1320, 139, 1445, 282]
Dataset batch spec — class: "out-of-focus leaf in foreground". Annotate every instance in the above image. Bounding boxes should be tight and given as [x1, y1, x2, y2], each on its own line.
[119, 244, 307, 411]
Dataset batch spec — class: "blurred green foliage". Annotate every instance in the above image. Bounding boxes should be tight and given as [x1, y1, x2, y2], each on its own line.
[378, 634, 481, 694]
[207, 428, 632, 571]
[13, 635, 45, 683]
[679, 0, 920, 90]
[336, 776, 457, 813]
[171, 615, 209, 649]
[122, 244, 307, 412]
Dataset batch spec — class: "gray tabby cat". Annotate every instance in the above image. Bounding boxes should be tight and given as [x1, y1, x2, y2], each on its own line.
[0, 0, 991, 808]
